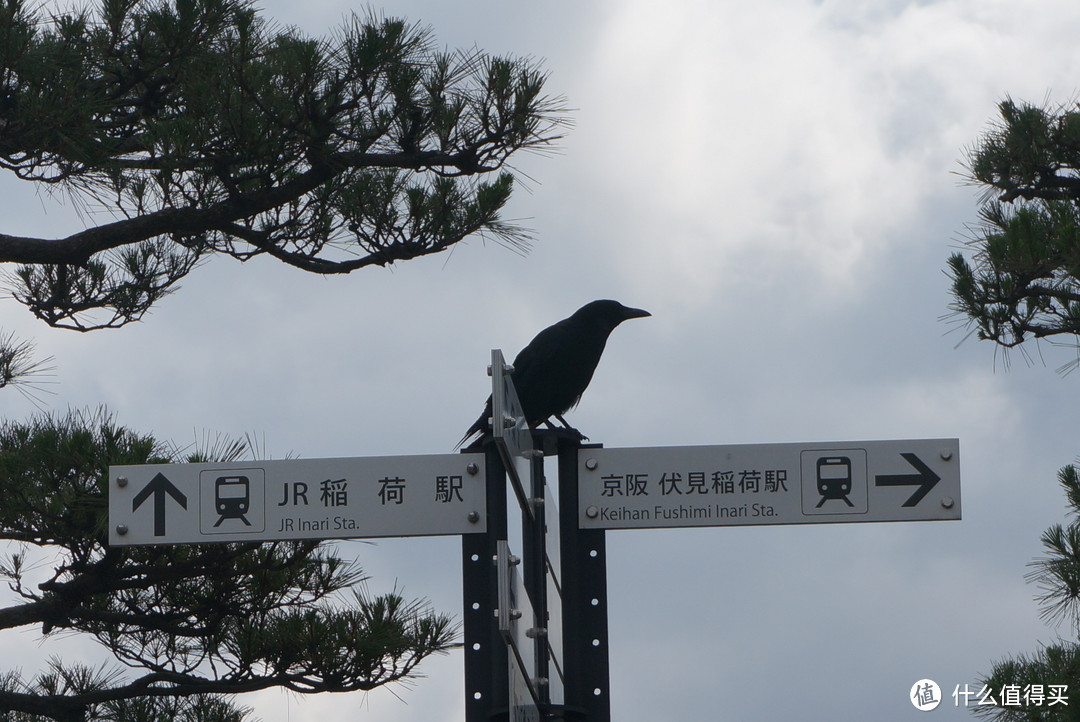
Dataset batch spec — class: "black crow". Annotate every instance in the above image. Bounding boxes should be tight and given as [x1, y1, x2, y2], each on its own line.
[458, 299, 650, 449]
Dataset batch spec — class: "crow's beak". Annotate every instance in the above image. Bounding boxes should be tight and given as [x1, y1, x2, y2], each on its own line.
[623, 306, 651, 320]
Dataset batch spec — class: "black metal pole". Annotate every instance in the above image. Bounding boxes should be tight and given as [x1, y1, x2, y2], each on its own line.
[462, 440, 509, 722]
[557, 435, 611, 722]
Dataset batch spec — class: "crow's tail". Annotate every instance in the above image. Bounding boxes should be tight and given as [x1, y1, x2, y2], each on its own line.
[455, 397, 493, 451]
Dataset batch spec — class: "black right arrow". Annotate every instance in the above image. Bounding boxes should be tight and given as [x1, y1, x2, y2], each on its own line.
[132, 472, 188, 536]
[874, 452, 940, 508]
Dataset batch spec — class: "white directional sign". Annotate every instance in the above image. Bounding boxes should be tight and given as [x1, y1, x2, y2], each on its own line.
[109, 454, 487, 546]
[578, 439, 960, 530]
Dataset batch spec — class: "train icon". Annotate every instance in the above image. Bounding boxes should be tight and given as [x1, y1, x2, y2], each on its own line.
[213, 475, 252, 526]
[815, 456, 854, 508]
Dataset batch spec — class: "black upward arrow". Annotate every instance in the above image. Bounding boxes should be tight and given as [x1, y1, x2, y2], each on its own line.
[132, 472, 188, 537]
[874, 452, 940, 508]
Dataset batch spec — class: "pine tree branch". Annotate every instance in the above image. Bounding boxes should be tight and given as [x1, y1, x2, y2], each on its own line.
[0, 148, 489, 266]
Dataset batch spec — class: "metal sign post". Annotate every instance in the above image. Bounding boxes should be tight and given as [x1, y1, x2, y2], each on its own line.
[460, 349, 575, 721]
[557, 434, 610, 722]
[463, 427, 591, 722]
[462, 442, 510, 721]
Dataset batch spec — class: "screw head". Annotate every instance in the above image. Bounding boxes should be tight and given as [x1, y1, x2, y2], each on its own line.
[585, 458, 598, 471]
[941, 496, 955, 510]
[467, 511, 480, 524]
[585, 505, 600, 519]
[115, 524, 129, 536]
[466, 463, 479, 476]
[116, 476, 128, 487]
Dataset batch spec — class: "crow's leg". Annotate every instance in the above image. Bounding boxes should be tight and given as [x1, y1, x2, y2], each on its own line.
[551, 415, 588, 441]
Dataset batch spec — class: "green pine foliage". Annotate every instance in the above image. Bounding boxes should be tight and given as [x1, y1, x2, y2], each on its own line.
[0, 0, 567, 330]
[949, 98, 1080, 356]
[974, 465, 1080, 722]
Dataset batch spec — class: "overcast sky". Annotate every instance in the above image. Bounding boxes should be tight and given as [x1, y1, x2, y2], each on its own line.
[7, 0, 1080, 720]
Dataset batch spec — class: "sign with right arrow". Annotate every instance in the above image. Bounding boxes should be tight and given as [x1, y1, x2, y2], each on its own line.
[577, 438, 960, 530]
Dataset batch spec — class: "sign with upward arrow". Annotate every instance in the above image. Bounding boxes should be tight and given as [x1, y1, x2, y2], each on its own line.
[131, 472, 188, 537]
[109, 455, 487, 546]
